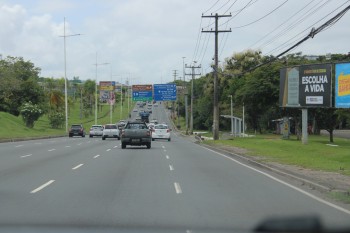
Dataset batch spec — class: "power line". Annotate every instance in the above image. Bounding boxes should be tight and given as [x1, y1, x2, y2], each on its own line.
[203, 0, 221, 14]
[267, 1, 349, 55]
[257, 0, 331, 51]
[230, 0, 290, 29]
[212, 0, 231, 13]
[217, 0, 255, 27]
[248, 0, 317, 49]
[194, 18, 213, 63]
[247, 4, 350, 74]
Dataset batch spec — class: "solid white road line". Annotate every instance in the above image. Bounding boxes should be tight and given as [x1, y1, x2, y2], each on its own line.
[203, 146, 350, 215]
[20, 154, 32, 158]
[30, 180, 55, 193]
[174, 182, 182, 194]
[48, 149, 56, 152]
[106, 149, 111, 151]
[72, 164, 84, 170]
[169, 165, 174, 171]
[166, 155, 170, 159]
[93, 155, 100, 159]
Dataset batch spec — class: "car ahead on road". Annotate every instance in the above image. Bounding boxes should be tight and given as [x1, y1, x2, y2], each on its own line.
[102, 124, 120, 140]
[121, 121, 152, 149]
[69, 124, 85, 137]
[89, 125, 103, 138]
[152, 124, 171, 141]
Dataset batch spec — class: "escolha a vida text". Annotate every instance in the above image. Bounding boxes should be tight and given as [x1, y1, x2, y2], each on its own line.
[301, 69, 328, 93]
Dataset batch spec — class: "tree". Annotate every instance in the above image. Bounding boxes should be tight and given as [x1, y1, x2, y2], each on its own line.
[0, 56, 44, 116]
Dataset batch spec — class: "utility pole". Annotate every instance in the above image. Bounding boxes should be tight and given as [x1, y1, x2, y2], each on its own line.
[202, 13, 231, 140]
[182, 57, 187, 133]
[185, 62, 201, 135]
[172, 70, 178, 120]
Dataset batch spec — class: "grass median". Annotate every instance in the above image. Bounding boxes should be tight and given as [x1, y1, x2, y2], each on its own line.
[203, 134, 350, 176]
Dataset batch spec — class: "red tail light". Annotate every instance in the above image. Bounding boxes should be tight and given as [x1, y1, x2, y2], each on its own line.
[167, 129, 170, 133]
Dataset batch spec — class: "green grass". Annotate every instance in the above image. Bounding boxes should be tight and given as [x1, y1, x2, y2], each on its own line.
[0, 98, 133, 140]
[204, 134, 350, 176]
[329, 190, 350, 204]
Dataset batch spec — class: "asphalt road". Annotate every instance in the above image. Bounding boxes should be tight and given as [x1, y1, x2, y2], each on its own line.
[0, 103, 349, 232]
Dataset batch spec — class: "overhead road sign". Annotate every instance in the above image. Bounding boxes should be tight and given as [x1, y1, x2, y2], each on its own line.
[132, 85, 153, 101]
[154, 84, 177, 101]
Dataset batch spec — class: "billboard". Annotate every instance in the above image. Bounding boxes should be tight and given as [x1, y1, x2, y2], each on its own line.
[99, 81, 115, 104]
[132, 85, 153, 101]
[280, 64, 332, 108]
[335, 63, 350, 108]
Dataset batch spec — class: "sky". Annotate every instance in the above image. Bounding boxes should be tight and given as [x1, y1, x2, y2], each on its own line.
[0, 0, 349, 85]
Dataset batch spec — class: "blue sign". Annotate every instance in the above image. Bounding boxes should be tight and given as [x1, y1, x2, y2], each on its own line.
[335, 63, 350, 108]
[154, 84, 177, 101]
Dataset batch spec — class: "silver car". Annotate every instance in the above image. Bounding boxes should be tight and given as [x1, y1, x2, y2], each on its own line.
[89, 125, 103, 138]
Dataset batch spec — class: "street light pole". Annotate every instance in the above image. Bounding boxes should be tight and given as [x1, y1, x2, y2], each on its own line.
[229, 95, 233, 135]
[94, 52, 109, 125]
[61, 17, 81, 133]
[182, 56, 186, 130]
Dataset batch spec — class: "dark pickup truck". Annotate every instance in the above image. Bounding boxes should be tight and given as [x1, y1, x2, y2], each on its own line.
[121, 121, 152, 149]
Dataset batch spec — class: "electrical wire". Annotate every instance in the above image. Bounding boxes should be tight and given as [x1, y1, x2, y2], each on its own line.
[248, 0, 316, 49]
[257, 0, 331, 51]
[239, 4, 350, 75]
[229, 0, 290, 29]
[212, 0, 231, 13]
[203, 0, 221, 14]
[267, 0, 349, 55]
[223, 0, 239, 14]
[192, 17, 203, 63]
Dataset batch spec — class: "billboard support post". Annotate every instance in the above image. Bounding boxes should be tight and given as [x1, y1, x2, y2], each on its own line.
[302, 108, 308, 145]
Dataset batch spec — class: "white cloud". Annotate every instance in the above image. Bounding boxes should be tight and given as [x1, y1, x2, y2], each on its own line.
[1, 0, 349, 84]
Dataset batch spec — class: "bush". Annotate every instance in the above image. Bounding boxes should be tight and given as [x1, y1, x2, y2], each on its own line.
[20, 102, 44, 128]
[48, 111, 65, 129]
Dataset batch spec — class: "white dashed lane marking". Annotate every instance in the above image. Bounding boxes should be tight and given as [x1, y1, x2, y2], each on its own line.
[93, 155, 100, 159]
[48, 149, 56, 152]
[20, 154, 32, 158]
[30, 180, 55, 193]
[174, 182, 182, 194]
[72, 164, 84, 170]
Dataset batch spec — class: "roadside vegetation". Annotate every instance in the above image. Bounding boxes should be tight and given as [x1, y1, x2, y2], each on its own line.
[204, 134, 350, 176]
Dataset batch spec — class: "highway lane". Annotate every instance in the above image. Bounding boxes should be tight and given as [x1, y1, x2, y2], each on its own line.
[0, 104, 349, 231]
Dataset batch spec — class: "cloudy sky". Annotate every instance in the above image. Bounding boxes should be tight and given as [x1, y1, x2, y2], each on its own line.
[1, 0, 349, 85]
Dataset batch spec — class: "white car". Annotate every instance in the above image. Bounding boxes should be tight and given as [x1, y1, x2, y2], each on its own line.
[102, 124, 120, 140]
[89, 125, 104, 138]
[152, 124, 171, 141]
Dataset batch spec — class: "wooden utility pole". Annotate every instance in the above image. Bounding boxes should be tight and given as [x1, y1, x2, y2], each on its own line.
[202, 13, 231, 140]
